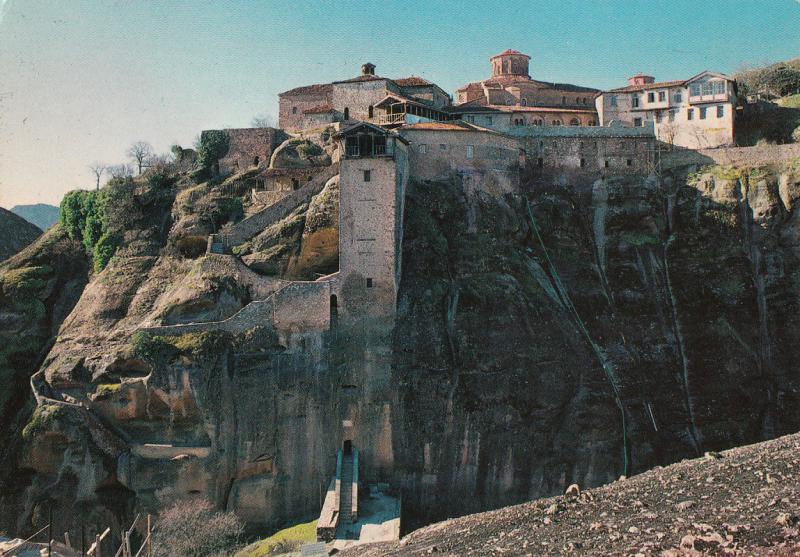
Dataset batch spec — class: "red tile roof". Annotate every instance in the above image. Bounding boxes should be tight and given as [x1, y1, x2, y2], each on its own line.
[608, 79, 687, 93]
[491, 49, 530, 59]
[394, 76, 432, 87]
[401, 122, 475, 131]
[278, 83, 333, 97]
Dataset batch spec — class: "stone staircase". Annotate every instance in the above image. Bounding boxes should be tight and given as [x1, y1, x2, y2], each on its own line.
[339, 451, 354, 526]
[215, 163, 339, 251]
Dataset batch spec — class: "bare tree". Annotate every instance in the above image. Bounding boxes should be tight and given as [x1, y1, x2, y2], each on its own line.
[127, 141, 153, 175]
[250, 114, 275, 128]
[108, 163, 134, 180]
[88, 162, 107, 190]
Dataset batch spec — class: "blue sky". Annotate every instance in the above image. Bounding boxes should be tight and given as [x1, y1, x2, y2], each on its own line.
[1, 0, 798, 207]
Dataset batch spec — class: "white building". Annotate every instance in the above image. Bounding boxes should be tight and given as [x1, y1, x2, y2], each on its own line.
[596, 71, 738, 149]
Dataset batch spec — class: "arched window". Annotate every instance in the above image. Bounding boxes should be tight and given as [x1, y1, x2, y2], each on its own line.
[588, 119, 597, 126]
[583, 97, 588, 104]
[253, 156, 259, 166]
[521, 99, 527, 106]
[553, 119, 562, 126]
[570, 118, 581, 126]
[344, 107, 350, 120]
[576, 97, 580, 104]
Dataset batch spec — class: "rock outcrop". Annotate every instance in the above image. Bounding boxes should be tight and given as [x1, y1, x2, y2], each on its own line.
[1, 156, 800, 546]
[0, 206, 42, 261]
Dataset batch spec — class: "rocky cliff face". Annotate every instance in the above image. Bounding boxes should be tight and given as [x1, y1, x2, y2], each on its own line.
[1, 158, 799, 542]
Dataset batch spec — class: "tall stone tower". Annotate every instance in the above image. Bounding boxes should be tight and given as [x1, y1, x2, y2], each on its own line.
[334, 123, 409, 326]
[490, 49, 531, 79]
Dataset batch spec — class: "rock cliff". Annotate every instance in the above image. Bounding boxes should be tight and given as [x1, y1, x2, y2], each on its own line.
[1, 156, 799, 544]
[0, 206, 42, 261]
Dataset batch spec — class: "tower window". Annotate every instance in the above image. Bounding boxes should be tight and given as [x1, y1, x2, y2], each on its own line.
[419, 144, 427, 153]
[366, 278, 373, 288]
[626, 159, 632, 166]
[604, 160, 609, 168]
[292, 107, 298, 114]
[537, 158, 543, 168]
[466, 145, 474, 159]
[363, 170, 371, 182]
[580, 158, 586, 167]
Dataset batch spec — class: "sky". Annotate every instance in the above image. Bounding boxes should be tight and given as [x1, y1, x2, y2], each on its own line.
[0, 0, 798, 208]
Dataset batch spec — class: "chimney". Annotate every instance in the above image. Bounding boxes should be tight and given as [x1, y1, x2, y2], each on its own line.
[361, 62, 376, 76]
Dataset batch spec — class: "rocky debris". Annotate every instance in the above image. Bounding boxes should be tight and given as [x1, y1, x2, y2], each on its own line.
[344, 432, 800, 556]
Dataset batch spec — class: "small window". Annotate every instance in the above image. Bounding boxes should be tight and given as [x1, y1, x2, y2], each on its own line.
[537, 158, 543, 168]
[610, 95, 618, 107]
[363, 170, 371, 182]
[669, 110, 676, 122]
[521, 99, 527, 106]
[439, 144, 446, 151]
[486, 116, 493, 125]
[570, 118, 580, 126]
[633, 117, 643, 127]
[292, 178, 299, 189]
[579, 158, 586, 167]
[368, 105, 374, 118]
[538, 140, 544, 148]
[699, 107, 707, 119]
[674, 92, 682, 103]
[576, 97, 580, 104]
[366, 278, 373, 288]
[658, 91, 666, 101]
[647, 92, 655, 103]
[419, 144, 427, 154]
[466, 115, 475, 123]
[604, 160, 609, 168]
[687, 108, 694, 120]
[588, 119, 596, 126]
[292, 107, 298, 114]
[561, 96, 566, 105]
[466, 145, 474, 159]
[655, 112, 662, 123]
[689, 84, 701, 97]
[626, 159, 632, 166]
[632, 95, 639, 108]
[717, 105, 724, 118]
[552, 119, 562, 126]
[583, 97, 587, 104]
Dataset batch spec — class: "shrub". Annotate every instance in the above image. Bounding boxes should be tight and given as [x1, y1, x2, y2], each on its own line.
[152, 499, 244, 557]
[197, 130, 230, 172]
[296, 141, 322, 158]
[59, 188, 120, 270]
[22, 404, 68, 439]
[148, 171, 174, 189]
[93, 232, 120, 272]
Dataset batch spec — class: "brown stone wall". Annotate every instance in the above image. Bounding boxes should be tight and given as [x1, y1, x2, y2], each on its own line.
[331, 80, 394, 122]
[401, 129, 521, 195]
[521, 134, 656, 177]
[279, 89, 333, 131]
[217, 128, 284, 175]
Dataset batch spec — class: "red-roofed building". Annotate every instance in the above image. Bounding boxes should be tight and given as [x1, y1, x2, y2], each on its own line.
[278, 63, 452, 131]
[454, 49, 601, 131]
[597, 71, 739, 148]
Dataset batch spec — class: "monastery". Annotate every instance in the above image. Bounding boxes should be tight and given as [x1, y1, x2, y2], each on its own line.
[191, 48, 738, 548]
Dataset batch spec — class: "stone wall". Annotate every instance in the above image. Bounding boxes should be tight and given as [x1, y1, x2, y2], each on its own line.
[279, 87, 333, 131]
[216, 128, 284, 176]
[332, 80, 397, 123]
[661, 143, 800, 169]
[338, 146, 408, 323]
[401, 128, 521, 195]
[220, 164, 339, 247]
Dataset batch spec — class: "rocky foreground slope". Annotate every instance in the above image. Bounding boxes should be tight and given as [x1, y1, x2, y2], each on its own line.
[345, 432, 800, 556]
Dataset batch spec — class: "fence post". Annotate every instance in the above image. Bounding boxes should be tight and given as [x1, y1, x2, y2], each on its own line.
[81, 525, 86, 557]
[95, 533, 101, 557]
[48, 507, 52, 557]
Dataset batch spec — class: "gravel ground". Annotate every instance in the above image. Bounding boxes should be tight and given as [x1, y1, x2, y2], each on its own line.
[343, 433, 800, 556]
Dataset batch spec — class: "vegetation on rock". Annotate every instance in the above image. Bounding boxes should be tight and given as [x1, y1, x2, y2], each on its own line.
[152, 499, 244, 557]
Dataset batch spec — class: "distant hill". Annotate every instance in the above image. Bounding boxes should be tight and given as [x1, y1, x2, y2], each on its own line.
[10, 203, 60, 231]
[0, 207, 42, 262]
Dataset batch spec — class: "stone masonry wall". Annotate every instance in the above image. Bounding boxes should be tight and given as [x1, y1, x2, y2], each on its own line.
[217, 128, 284, 176]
